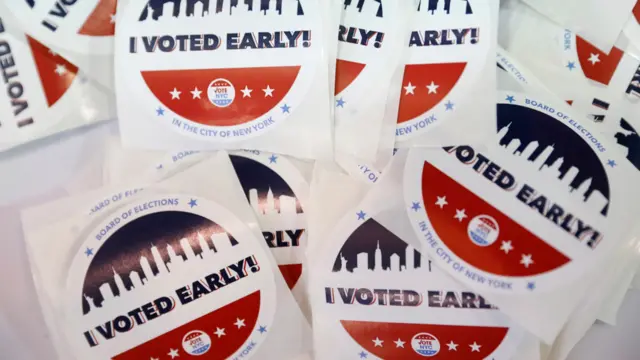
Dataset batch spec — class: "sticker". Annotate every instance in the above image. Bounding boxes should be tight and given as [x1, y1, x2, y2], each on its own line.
[229, 151, 308, 294]
[559, 29, 640, 171]
[623, 2, 640, 52]
[3, 0, 116, 55]
[559, 29, 637, 89]
[335, 0, 399, 104]
[0, 15, 95, 148]
[116, 0, 324, 142]
[62, 194, 276, 359]
[404, 91, 632, 294]
[312, 206, 523, 359]
[395, 0, 491, 139]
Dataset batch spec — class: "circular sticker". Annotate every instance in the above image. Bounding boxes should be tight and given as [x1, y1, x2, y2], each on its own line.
[3, 0, 116, 55]
[311, 204, 523, 359]
[208, 78, 236, 108]
[335, 1, 403, 106]
[558, 29, 640, 172]
[404, 91, 628, 294]
[411, 333, 440, 357]
[0, 17, 87, 145]
[229, 151, 308, 295]
[116, 0, 324, 142]
[182, 330, 211, 356]
[395, 0, 491, 140]
[467, 215, 499, 247]
[63, 194, 276, 359]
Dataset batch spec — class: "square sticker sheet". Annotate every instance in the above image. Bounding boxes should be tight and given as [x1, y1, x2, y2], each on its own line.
[21, 152, 312, 360]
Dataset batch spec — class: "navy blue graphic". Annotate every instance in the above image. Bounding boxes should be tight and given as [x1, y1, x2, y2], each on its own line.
[418, 0, 473, 14]
[25, 0, 35, 8]
[230, 154, 303, 214]
[139, 0, 304, 21]
[343, 0, 383, 18]
[615, 119, 640, 171]
[332, 219, 424, 273]
[81, 211, 237, 314]
[497, 104, 611, 216]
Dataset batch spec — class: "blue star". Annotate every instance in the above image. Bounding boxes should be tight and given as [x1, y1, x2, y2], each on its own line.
[280, 104, 291, 113]
[257, 325, 267, 334]
[85, 247, 94, 257]
[188, 199, 198, 208]
[444, 100, 455, 111]
[411, 202, 421, 211]
[607, 159, 617, 168]
[566, 61, 576, 71]
[269, 155, 278, 164]
[527, 282, 536, 291]
[156, 164, 163, 170]
[356, 210, 367, 220]
[336, 97, 346, 108]
[359, 351, 368, 358]
[156, 107, 165, 116]
[505, 95, 515, 104]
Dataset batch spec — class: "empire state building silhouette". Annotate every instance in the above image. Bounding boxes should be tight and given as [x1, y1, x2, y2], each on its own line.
[139, 0, 305, 21]
[335, 241, 422, 273]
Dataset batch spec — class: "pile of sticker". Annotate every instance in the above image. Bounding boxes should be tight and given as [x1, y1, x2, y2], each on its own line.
[5, 0, 640, 359]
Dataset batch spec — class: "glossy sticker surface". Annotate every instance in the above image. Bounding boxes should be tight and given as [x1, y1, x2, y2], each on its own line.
[395, 0, 492, 140]
[335, 0, 400, 104]
[312, 206, 523, 359]
[3, 0, 116, 55]
[229, 151, 308, 295]
[62, 194, 276, 359]
[0, 16, 99, 149]
[404, 91, 634, 294]
[116, 0, 324, 142]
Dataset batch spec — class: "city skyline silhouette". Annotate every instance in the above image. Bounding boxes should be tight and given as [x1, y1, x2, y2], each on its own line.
[615, 118, 640, 171]
[497, 103, 611, 216]
[418, 0, 473, 15]
[81, 211, 237, 314]
[230, 155, 304, 215]
[343, 0, 383, 18]
[139, 0, 305, 20]
[332, 219, 423, 273]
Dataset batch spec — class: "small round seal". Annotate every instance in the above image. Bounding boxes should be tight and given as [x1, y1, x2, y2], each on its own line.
[208, 78, 236, 108]
[411, 332, 441, 357]
[467, 215, 500, 247]
[182, 330, 212, 356]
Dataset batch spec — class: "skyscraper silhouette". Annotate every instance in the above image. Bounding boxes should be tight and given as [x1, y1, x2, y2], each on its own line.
[615, 119, 640, 171]
[83, 232, 235, 314]
[498, 122, 609, 214]
[139, 0, 304, 20]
